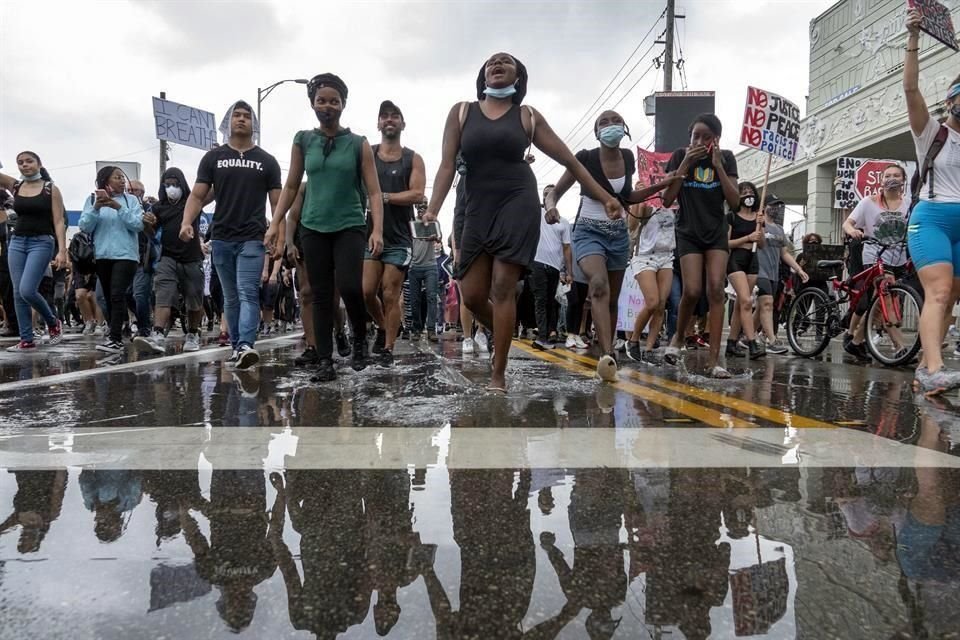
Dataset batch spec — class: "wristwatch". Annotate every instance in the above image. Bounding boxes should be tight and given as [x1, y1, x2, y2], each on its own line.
[382, 193, 391, 204]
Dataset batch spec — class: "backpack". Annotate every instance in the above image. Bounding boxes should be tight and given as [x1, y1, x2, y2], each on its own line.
[909, 123, 949, 212]
[11, 180, 53, 198]
[69, 231, 96, 274]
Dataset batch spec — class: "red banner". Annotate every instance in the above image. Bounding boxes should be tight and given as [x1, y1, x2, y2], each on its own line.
[636, 147, 674, 209]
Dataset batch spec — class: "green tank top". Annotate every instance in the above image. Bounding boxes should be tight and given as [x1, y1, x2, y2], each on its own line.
[295, 128, 366, 233]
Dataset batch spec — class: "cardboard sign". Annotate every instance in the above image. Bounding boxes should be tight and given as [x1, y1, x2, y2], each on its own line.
[636, 147, 675, 209]
[908, 0, 959, 51]
[740, 87, 801, 161]
[152, 97, 218, 151]
[834, 157, 917, 208]
[616, 262, 648, 333]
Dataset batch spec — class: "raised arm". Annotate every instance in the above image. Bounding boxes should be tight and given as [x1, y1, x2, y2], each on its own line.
[425, 103, 465, 221]
[904, 9, 930, 136]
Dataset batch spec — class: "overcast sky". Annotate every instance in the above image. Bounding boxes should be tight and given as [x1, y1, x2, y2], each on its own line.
[1, 0, 834, 232]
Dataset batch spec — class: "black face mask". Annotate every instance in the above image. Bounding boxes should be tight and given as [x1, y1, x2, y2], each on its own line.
[740, 195, 757, 211]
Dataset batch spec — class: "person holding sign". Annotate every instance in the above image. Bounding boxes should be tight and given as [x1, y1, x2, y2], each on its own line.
[423, 54, 621, 392]
[724, 182, 766, 360]
[661, 114, 741, 378]
[545, 110, 679, 381]
[903, 8, 960, 395]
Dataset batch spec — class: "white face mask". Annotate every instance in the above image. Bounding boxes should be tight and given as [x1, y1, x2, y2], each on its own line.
[165, 185, 183, 201]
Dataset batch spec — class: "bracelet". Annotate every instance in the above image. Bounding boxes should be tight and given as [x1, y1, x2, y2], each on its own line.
[906, 47, 919, 52]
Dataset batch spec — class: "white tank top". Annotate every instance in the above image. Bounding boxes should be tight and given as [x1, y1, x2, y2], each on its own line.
[579, 176, 625, 221]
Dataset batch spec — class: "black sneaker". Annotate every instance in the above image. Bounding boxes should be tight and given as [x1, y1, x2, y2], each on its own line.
[748, 338, 766, 360]
[726, 340, 747, 358]
[352, 337, 369, 371]
[236, 345, 260, 369]
[427, 329, 439, 343]
[335, 332, 351, 358]
[626, 342, 644, 362]
[294, 346, 319, 367]
[311, 358, 337, 382]
[843, 338, 870, 361]
[372, 328, 386, 355]
[379, 348, 394, 367]
[96, 339, 124, 354]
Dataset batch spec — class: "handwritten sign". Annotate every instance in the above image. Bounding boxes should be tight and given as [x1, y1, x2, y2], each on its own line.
[616, 263, 648, 332]
[834, 157, 917, 208]
[636, 148, 675, 209]
[908, 0, 959, 51]
[740, 87, 801, 161]
[152, 97, 218, 151]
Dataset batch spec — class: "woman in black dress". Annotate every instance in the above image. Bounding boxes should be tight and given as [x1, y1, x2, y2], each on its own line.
[425, 52, 621, 392]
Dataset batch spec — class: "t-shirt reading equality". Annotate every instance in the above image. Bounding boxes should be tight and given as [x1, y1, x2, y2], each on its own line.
[665, 149, 738, 243]
[848, 197, 908, 267]
[196, 145, 281, 242]
[914, 117, 960, 202]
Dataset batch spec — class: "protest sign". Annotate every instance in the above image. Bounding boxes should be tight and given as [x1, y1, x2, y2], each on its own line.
[908, 0, 958, 51]
[636, 148, 675, 209]
[834, 157, 917, 208]
[740, 87, 801, 162]
[616, 263, 647, 332]
[152, 97, 218, 151]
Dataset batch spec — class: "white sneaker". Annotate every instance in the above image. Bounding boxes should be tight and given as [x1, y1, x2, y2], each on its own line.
[565, 335, 577, 349]
[134, 331, 166, 354]
[82, 321, 97, 335]
[462, 337, 476, 354]
[183, 333, 200, 352]
[475, 331, 489, 353]
[597, 354, 618, 382]
[573, 335, 589, 349]
[94, 323, 107, 337]
[613, 339, 626, 352]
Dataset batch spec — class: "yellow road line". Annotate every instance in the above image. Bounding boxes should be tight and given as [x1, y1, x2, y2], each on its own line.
[512, 342, 755, 428]
[537, 346, 836, 429]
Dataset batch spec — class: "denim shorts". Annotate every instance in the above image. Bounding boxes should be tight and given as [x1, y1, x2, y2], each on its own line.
[572, 218, 630, 271]
[364, 244, 412, 270]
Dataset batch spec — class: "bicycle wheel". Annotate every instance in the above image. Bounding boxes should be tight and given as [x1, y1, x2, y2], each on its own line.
[787, 287, 835, 357]
[865, 282, 923, 367]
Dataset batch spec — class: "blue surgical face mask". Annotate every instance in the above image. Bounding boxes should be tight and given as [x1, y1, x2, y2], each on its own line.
[20, 172, 43, 182]
[951, 104, 960, 120]
[598, 125, 626, 148]
[483, 84, 517, 99]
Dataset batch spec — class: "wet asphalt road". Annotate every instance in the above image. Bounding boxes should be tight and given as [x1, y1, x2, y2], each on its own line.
[0, 327, 958, 639]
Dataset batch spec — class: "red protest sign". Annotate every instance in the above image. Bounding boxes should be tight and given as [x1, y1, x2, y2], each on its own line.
[636, 147, 674, 209]
[855, 160, 895, 199]
[908, 0, 959, 51]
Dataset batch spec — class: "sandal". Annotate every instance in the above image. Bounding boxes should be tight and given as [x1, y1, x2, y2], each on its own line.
[486, 384, 508, 394]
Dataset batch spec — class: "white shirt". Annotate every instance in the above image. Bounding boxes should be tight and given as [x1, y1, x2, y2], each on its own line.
[635, 208, 676, 255]
[914, 117, 960, 202]
[535, 209, 571, 271]
[578, 176, 625, 221]
[847, 196, 909, 266]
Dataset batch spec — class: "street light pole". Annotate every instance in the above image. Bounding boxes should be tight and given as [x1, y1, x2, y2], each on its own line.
[256, 78, 309, 139]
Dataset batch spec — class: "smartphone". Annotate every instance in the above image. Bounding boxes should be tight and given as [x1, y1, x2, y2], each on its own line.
[410, 220, 441, 240]
[705, 142, 714, 155]
[95, 189, 108, 201]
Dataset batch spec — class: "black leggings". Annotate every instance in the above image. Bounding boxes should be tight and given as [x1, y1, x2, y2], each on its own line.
[95, 259, 137, 342]
[300, 225, 367, 360]
[565, 281, 590, 336]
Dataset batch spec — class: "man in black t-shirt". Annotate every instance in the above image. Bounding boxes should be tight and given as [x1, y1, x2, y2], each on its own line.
[135, 167, 207, 355]
[362, 101, 426, 365]
[180, 101, 282, 369]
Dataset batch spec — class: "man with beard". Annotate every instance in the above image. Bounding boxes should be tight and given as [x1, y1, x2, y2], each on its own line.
[361, 100, 426, 365]
[135, 168, 206, 353]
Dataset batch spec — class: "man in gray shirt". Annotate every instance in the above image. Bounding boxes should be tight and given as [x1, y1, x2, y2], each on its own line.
[408, 202, 441, 341]
[755, 195, 807, 353]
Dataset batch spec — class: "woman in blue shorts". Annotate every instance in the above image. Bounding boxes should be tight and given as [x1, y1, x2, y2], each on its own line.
[904, 9, 960, 394]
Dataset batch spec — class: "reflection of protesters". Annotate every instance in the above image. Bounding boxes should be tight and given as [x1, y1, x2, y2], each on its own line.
[0, 469, 67, 554]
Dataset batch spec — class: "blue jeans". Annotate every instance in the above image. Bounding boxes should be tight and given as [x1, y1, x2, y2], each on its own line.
[212, 240, 264, 349]
[408, 264, 439, 332]
[7, 235, 57, 342]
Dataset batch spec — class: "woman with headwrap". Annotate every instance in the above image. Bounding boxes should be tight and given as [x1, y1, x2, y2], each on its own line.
[265, 73, 384, 382]
[545, 109, 680, 378]
[0, 152, 68, 351]
[424, 53, 624, 392]
[903, 8, 960, 395]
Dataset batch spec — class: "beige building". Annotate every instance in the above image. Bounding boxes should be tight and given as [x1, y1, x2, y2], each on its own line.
[737, 0, 960, 242]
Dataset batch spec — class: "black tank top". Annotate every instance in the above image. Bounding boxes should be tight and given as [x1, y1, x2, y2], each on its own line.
[13, 183, 55, 238]
[369, 146, 414, 247]
[728, 211, 757, 241]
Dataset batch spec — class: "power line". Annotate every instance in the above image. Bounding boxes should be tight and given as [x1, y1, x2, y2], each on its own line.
[49, 145, 158, 171]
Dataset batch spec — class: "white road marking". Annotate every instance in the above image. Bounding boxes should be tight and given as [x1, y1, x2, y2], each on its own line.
[1, 426, 956, 470]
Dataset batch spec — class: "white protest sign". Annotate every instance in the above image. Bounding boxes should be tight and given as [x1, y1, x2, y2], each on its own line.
[740, 87, 801, 162]
[152, 97, 218, 151]
[616, 263, 648, 333]
[834, 158, 917, 209]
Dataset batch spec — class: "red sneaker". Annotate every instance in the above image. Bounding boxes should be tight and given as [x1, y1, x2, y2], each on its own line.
[218, 331, 230, 347]
[48, 320, 63, 345]
[695, 334, 710, 348]
[6, 340, 36, 352]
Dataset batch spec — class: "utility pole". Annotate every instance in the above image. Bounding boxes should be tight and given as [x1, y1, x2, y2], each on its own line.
[159, 91, 168, 180]
[664, 0, 675, 91]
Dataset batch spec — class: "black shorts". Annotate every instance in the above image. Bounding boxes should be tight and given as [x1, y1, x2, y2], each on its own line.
[260, 281, 279, 309]
[727, 248, 758, 275]
[677, 233, 729, 258]
[73, 265, 97, 291]
[757, 278, 777, 297]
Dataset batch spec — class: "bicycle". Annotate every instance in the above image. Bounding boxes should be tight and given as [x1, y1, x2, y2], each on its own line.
[786, 239, 923, 366]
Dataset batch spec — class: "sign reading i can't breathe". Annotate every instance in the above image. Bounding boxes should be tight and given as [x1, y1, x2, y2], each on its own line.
[908, 0, 959, 51]
[740, 87, 801, 161]
[152, 97, 218, 151]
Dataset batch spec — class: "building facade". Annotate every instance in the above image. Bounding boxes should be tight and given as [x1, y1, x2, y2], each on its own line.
[737, 0, 960, 242]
